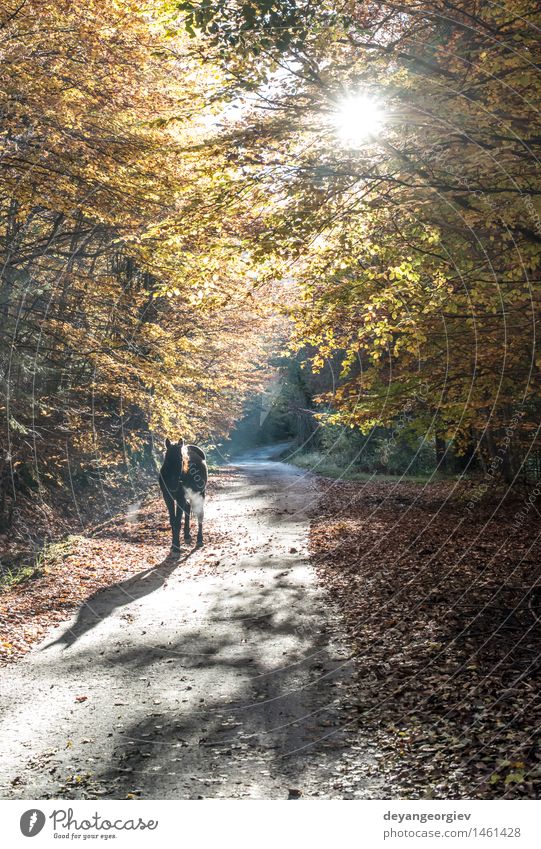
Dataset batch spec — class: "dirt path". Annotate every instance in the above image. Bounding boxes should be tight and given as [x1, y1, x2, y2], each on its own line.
[0, 448, 381, 799]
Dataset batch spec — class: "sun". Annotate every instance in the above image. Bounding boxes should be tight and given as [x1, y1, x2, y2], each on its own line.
[332, 94, 384, 146]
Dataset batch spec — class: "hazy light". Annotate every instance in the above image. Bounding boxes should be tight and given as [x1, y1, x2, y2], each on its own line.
[333, 94, 384, 146]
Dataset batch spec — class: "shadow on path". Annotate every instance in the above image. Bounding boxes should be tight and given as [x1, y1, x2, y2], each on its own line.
[41, 552, 189, 650]
[89, 578, 355, 799]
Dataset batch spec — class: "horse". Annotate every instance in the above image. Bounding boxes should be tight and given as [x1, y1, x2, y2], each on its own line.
[159, 438, 208, 551]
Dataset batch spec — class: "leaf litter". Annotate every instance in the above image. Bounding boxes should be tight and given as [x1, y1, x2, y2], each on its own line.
[309, 476, 541, 799]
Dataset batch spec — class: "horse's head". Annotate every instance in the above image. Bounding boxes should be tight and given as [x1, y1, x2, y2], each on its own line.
[165, 437, 183, 457]
[164, 438, 189, 473]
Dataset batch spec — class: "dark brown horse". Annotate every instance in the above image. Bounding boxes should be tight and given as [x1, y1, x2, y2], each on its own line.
[159, 438, 207, 551]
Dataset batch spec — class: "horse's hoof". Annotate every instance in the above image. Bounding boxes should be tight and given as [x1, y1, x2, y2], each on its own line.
[196, 539, 204, 548]
[171, 545, 181, 554]
[184, 536, 193, 545]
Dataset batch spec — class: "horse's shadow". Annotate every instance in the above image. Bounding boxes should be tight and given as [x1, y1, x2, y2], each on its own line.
[42, 551, 189, 651]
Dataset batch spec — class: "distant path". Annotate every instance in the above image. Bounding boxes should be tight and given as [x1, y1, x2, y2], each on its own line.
[0, 447, 380, 799]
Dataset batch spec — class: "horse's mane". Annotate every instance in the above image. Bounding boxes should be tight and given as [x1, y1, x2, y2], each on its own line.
[180, 441, 189, 475]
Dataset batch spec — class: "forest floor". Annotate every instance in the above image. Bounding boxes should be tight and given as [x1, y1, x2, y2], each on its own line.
[0, 447, 383, 800]
[0, 448, 539, 799]
[310, 474, 541, 799]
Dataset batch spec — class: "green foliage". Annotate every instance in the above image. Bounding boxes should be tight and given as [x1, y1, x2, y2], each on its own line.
[177, 0, 315, 56]
[303, 421, 438, 477]
[0, 536, 81, 590]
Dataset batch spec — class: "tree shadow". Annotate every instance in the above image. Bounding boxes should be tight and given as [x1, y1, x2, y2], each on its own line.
[83, 577, 360, 799]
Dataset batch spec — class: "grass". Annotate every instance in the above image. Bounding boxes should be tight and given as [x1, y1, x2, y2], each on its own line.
[284, 449, 455, 484]
[0, 535, 81, 591]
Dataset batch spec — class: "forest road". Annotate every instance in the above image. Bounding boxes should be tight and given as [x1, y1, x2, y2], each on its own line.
[0, 446, 381, 799]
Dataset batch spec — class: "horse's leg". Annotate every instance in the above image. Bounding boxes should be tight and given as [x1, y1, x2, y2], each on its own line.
[194, 491, 205, 547]
[183, 498, 192, 544]
[172, 498, 182, 551]
[163, 490, 180, 552]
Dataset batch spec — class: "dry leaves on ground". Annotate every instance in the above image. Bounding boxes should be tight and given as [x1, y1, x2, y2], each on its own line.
[310, 476, 541, 799]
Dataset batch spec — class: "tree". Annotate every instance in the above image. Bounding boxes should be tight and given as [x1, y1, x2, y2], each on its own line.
[0, 0, 273, 527]
[182, 0, 541, 481]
